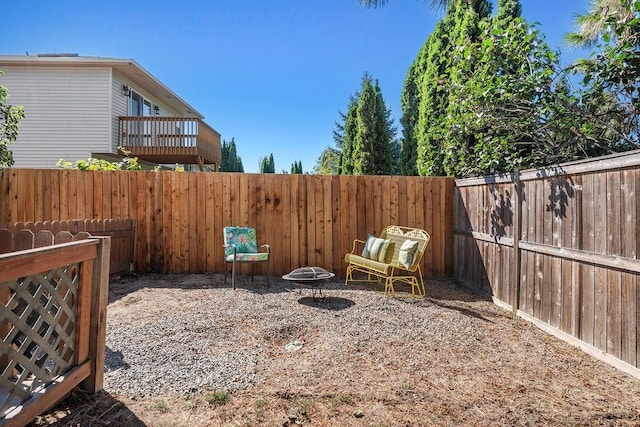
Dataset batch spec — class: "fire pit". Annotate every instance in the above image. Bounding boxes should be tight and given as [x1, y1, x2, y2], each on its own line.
[282, 266, 335, 300]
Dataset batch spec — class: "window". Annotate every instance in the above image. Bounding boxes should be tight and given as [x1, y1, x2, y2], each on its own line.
[130, 90, 152, 116]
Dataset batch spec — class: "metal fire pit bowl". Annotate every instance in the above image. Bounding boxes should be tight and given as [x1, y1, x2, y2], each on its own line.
[282, 266, 335, 301]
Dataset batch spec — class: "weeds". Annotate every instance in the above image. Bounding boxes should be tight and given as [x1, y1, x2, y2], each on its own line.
[151, 401, 170, 414]
[205, 390, 230, 405]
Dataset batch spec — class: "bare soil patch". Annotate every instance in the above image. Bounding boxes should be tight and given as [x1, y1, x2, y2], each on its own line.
[32, 273, 640, 426]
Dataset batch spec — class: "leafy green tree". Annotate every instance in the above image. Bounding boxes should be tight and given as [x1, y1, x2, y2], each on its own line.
[259, 153, 275, 173]
[313, 147, 342, 174]
[0, 70, 25, 168]
[439, 0, 632, 177]
[568, 0, 640, 150]
[221, 138, 244, 172]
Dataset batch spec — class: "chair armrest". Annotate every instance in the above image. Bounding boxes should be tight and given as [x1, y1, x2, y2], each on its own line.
[260, 244, 270, 254]
[223, 244, 237, 256]
[350, 239, 366, 254]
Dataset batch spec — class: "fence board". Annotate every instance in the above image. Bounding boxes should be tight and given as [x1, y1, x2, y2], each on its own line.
[280, 175, 291, 274]
[322, 176, 333, 273]
[454, 150, 640, 376]
[189, 173, 200, 272]
[1, 169, 453, 279]
[289, 175, 301, 272]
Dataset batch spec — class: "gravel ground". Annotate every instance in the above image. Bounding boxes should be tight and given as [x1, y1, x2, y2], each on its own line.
[34, 272, 640, 426]
[103, 273, 486, 398]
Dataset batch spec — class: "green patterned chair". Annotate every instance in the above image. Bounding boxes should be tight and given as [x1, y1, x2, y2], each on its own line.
[223, 226, 270, 289]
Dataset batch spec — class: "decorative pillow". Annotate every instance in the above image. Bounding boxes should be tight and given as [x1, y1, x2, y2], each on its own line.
[397, 239, 419, 269]
[362, 235, 391, 262]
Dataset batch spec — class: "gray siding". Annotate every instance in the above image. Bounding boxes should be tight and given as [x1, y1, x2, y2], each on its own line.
[3, 66, 112, 168]
[112, 73, 129, 153]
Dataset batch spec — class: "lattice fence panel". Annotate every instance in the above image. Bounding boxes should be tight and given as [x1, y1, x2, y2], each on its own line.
[0, 264, 80, 417]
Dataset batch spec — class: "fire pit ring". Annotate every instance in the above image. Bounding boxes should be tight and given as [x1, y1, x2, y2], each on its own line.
[282, 266, 335, 300]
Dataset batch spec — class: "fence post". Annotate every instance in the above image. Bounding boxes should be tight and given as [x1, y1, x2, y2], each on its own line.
[511, 172, 523, 318]
[81, 236, 111, 392]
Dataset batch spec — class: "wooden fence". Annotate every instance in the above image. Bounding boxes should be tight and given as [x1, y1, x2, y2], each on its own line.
[0, 237, 110, 426]
[454, 150, 640, 377]
[0, 169, 454, 278]
[0, 220, 135, 275]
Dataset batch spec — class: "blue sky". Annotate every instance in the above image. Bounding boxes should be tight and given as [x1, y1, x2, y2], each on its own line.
[2, 0, 589, 173]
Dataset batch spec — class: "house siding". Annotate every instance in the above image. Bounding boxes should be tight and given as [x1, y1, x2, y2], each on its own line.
[2, 66, 112, 168]
[112, 73, 128, 153]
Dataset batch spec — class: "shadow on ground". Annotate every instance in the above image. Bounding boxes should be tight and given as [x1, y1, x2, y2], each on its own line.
[30, 390, 145, 427]
[108, 273, 494, 308]
[296, 296, 355, 310]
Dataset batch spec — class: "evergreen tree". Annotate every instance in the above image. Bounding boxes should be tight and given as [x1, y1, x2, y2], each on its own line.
[290, 160, 303, 174]
[390, 139, 401, 175]
[414, 0, 492, 177]
[220, 138, 244, 172]
[413, 21, 452, 176]
[352, 73, 393, 175]
[259, 153, 275, 173]
[339, 95, 359, 175]
[320, 74, 395, 176]
[399, 42, 430, 176]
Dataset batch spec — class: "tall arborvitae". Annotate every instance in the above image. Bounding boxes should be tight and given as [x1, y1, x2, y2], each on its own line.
[351, 74, 394, 175]
[259, 153, 275, 173]
[220, 138, 244, 172]
[414, 21, 452, 176]
[339, 95, 359, 175]
[399, 42, 430, 176]
[440, 0, 493, 176]
[413, 0, 492, 176]
[290, 160, 303, 174]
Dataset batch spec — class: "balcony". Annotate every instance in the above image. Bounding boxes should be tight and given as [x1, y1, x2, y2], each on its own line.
[118, 116, 222, 171]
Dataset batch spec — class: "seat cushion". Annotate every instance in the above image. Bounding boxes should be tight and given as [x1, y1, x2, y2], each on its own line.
[345, 253, 390, 274]
[226, 253, 269, 262]
[224, 226, 259, 256]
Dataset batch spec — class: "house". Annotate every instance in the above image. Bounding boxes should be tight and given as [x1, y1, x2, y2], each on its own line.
[0, 54, 222, 171]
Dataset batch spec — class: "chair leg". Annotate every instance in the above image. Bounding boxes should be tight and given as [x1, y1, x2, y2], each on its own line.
[231, 259, 236, 290]
[265, 259, 270, 287]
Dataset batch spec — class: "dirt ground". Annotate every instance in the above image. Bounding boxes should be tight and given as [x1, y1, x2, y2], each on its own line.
[31, 273, 640, 427]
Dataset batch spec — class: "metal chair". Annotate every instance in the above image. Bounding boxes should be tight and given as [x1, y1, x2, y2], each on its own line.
[223, 226, 270, 289]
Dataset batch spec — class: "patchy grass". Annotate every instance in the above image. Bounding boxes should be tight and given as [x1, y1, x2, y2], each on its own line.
[31, 274, 640, 426]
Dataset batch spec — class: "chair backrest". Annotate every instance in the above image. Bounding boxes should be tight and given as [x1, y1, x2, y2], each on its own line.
[381, 225, 430, 270]
[223, 226, 259, 256]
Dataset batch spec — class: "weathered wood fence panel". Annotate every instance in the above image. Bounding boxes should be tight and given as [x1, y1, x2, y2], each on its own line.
[0, 220, 135, 275]
[454, 150, 640, 377]
[0, 237, 110, 426]
[0, 169, 454, 278]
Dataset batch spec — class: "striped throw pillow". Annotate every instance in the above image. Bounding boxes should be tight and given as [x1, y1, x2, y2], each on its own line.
[362, 235, 391, 262]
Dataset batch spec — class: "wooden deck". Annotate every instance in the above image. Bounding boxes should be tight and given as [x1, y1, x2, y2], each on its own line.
[118, 116, 222, 170]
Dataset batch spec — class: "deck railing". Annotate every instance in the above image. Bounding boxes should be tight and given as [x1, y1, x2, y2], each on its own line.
[0, 236, 110, 426]
[118, 117, 221, 168]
